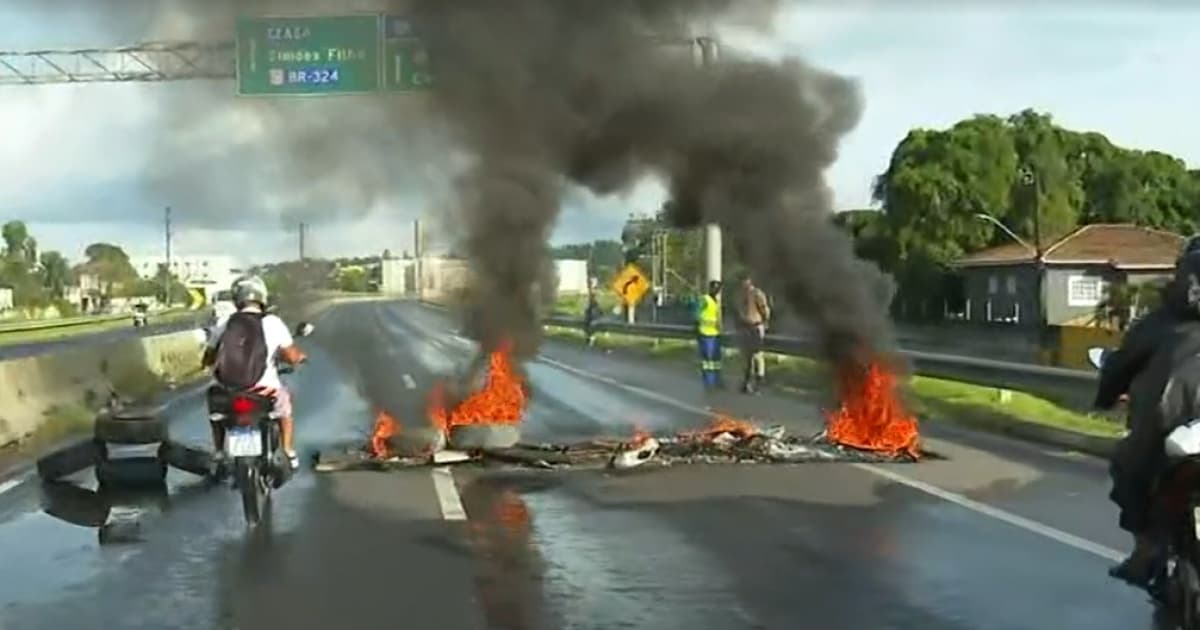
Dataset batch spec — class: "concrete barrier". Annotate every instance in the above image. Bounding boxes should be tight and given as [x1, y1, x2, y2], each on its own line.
[0, 328, 207, 450]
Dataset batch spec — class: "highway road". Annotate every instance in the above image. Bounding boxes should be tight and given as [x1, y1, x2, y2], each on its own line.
[0, 316, 201, 361]
[0, 301, 1158, 629]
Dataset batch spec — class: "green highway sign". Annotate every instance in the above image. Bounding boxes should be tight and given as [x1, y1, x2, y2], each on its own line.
[383, 15, 434, 92]
[236, 15, 381, 96]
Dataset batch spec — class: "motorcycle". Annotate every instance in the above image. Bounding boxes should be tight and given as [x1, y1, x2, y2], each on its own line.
[206, 321, 314, 527]
[1088, 346, 1200, 628]
[132, 304, 148, 328]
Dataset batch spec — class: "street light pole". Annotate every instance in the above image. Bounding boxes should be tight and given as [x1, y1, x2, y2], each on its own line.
[1018, 166, 1045, 331]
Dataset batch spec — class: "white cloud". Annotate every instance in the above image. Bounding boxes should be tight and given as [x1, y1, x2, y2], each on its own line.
[2, 3, 1198, 264]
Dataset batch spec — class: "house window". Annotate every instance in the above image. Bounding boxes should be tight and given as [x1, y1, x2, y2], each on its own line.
[987, 275, 998, 294]
[1067, 275, 1105, 307]
[1006, 275, 1017, 295]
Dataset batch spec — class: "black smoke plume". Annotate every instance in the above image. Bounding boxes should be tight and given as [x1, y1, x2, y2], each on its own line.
[408, 0, 896, 369]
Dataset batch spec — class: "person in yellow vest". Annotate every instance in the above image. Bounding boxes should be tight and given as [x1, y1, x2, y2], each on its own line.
[696, 280, 724, 390]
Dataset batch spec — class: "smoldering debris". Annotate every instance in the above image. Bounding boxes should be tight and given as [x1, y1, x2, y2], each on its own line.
[310, 422, 925, 474]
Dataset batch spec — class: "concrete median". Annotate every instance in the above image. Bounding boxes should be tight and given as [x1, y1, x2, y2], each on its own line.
[0, 328, 207, 452]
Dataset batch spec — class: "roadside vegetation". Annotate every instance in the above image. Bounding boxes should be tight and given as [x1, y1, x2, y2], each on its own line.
[543, 326, 1124, 439]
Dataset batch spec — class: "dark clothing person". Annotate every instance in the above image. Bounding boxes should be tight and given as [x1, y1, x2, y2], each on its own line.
[583, 293, 601, 347]
[1101, 251, 1200, 586]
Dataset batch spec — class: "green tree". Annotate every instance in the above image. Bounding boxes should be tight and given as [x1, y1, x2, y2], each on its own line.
[550, 239, 625, 283]
[337, 267, 370, 293]
[81, 242, 139, 296]
[39, 251, 71, 299]
[868, 108, 1200, 316]
[1, 220, 34, 265]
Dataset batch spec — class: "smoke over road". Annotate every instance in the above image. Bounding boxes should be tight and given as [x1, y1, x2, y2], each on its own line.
[25, 0, 895, 372]
[407, 0, 896, 369]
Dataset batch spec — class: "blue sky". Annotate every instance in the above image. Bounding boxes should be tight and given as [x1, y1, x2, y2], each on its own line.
[0, 2, 1197, 265]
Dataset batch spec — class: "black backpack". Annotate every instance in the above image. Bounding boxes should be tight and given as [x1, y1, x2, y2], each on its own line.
[213, 311, 268, 389]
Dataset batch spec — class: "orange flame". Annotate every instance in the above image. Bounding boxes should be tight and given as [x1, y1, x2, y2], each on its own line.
[629, 425, 654, 446]
[429, 344, 526, 434]
[686, 415, 759, 440]
[826, 361, 920, 458]
[370, 410, 399, 459]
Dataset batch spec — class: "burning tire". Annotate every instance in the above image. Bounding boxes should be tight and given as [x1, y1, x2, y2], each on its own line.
[387, 427, 447, 457]
[95, 457, 168, 490]
[448, 425, 521, 451]
[36, 439, 105, 481]
[95, 410, 168, 445]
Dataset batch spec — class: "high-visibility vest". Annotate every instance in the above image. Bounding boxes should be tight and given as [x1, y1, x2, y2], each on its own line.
[697, 294, 721, 336]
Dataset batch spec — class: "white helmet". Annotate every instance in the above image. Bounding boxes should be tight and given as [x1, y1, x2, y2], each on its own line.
[232, 274, 269, 308]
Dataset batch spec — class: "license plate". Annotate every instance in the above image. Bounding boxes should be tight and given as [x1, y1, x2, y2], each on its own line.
[226, 427, 262, 457]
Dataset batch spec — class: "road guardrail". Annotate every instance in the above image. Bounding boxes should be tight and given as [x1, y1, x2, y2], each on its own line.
[542, 315, 1100, 408]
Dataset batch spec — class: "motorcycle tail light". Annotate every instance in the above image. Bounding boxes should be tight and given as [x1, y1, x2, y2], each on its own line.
[231, 396, 255, 415]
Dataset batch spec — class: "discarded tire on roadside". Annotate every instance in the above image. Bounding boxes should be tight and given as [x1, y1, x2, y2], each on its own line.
[95, 457, 168, 490]
[40, 480, 111, 527]
[94, 409, 168, 445]
[36, 439, 105, 481]
[448, 424, 521, 451]
[386, 427, 447, 457]
[158, 441, 216, 478]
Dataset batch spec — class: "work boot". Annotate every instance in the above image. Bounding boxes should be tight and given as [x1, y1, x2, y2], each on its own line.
[1108, 536, 1160, 589]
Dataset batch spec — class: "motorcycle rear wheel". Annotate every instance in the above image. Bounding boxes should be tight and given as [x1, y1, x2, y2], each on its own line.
[1174, 558, 1200, 629]
[233, 457, 268, 526]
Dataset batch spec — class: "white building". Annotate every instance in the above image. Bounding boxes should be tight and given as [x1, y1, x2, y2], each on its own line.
[380, 257, 589, 298]
[129, 255, 242, 304]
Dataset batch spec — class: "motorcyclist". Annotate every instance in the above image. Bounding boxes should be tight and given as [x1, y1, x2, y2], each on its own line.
[1098, 249, 1200, 587]
[202, 275, 307, 470]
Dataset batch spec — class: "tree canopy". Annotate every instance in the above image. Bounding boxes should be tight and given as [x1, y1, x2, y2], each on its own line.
[858, 108, 1200, 314]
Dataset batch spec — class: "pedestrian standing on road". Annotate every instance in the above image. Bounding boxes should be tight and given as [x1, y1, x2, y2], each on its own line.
[735, 275, 771, 394]
[695, 280, 724, 390]
[583, 288, 601, 347]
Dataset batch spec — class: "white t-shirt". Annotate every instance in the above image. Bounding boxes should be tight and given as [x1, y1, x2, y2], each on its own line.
[211, 301, 237, 328]
[206, 309, 295, 390]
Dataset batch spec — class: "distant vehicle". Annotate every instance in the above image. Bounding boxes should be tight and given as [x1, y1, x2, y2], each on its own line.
[131, 303, 148, 328]
[211, 290, 236, 327]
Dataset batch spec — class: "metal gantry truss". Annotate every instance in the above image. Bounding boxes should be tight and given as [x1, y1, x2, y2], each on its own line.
[0, 41, 235, 86]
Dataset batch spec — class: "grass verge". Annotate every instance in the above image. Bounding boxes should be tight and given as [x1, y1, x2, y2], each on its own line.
[0, 310, 197, 348]
[544, 326, 1124, 440]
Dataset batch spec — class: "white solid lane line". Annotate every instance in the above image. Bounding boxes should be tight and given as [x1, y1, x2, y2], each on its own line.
[535, 355, 1127, 562]
[0, 478, 23, 496]
[403, 373, 417, 390]
[431, 467, 467, 521]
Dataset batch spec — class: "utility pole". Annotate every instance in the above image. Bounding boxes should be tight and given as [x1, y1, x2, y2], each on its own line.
[163, 206, 173, 305]
[697, 36, 723, 311]
[413, 219, 423, 299]
[298, 222, 307, 261]
[1019, 166, 1044, 330]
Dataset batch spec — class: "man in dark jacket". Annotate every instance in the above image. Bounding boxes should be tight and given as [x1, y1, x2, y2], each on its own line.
[1100, 249, 1200, 587]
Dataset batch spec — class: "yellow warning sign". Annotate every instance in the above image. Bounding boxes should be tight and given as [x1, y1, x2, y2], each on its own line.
[609, 263, 650, 307]
[188, 288, 206, 310]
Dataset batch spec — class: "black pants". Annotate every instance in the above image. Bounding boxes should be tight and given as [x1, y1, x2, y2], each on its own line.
[1109, 428, 1165, 535]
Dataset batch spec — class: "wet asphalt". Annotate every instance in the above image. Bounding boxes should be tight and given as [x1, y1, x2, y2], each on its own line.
[0, 301, 1160, 629]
